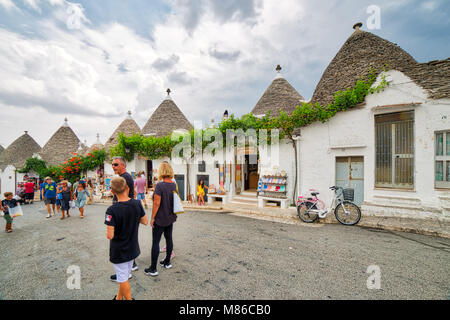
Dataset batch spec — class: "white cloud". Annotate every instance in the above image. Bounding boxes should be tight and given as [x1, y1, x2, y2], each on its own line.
[23, 0, 42, 13]
[0, 0, 21, 11]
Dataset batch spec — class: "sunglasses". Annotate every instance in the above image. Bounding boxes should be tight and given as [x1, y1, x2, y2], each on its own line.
[112, 163, 120, 167]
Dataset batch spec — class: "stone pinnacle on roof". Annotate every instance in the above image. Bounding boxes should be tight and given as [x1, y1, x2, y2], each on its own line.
[274, 64, 283, 79]
[127, 110, 132, 119]
[165, 88, 172, 100]
[63, 118, 69, 127]
[353, 22, 363, 30]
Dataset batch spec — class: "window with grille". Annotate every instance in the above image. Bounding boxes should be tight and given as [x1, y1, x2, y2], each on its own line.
[375, 111, 414, 189]
[198, 160, 206, 172]
[435, 131, 450, 189]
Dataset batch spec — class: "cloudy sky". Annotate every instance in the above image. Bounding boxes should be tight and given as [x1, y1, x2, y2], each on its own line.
[0, 0, 448, 149]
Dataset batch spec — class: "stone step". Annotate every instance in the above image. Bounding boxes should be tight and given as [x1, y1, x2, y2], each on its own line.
[232, 195, 258, 202]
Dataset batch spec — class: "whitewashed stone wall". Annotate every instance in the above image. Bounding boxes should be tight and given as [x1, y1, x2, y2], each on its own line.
[297, 70, 450, 220]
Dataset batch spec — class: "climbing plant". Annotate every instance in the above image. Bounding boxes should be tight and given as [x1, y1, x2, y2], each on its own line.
[111, 67, 389, 160]
[19, 149, 106, 184]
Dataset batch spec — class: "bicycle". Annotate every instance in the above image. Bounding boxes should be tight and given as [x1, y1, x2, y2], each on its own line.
[296, 186, 361, 225]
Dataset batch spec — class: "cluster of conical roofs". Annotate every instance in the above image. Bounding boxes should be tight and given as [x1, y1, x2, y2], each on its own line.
[0, 23, 448, 170]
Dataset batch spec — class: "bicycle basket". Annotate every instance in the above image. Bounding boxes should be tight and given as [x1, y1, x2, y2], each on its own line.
[342, 188, 354, 201]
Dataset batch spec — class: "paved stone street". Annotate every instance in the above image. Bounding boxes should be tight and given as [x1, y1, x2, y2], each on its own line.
[0, 203, 449, 300]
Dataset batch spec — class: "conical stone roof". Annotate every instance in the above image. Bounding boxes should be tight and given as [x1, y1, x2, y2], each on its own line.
[104, 111, 141, 151]
[0, 131, 41, 170]
[251, 65, 304, 116]
[311, 23, 418, 106]
[142, 89, 192, 137]
[39, 119, 81, 166]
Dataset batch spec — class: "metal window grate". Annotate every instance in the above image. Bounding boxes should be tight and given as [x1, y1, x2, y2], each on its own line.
[375, 111, 414, 189]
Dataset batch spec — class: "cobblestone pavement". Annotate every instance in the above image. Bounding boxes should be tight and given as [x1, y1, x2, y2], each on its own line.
[0, 203, 449, 300]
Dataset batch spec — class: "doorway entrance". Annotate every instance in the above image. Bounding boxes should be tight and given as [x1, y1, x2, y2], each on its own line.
[174, 174, 185, 200]
[244, 154, 259, 191]
[146, 160, 153, 188]
[336, 157, 364, 205]
[197, 174, 209, 202]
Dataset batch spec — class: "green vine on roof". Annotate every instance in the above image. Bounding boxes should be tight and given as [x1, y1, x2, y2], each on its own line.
[110, 67, 389, 160]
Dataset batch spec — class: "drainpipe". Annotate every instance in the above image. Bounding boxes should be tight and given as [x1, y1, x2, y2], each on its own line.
[292, 135, 301, 200]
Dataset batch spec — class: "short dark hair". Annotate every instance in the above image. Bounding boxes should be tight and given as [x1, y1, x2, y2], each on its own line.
[112, 156, 127, 167]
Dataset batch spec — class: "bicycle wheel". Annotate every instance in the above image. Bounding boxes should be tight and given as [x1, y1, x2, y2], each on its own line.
[297, 202, 319, 223]
[334, 201, 361, 225]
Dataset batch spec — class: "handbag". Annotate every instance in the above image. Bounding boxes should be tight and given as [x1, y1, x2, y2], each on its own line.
[70, 200, 76, 209]
[173, 190, 184, 214]
[8, 204, 23, 218]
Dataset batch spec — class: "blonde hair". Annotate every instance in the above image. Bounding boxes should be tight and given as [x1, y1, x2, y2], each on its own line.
[111, 177, 127, 194]
[158, 162, 174, 180]
[61, 180, 69, 186]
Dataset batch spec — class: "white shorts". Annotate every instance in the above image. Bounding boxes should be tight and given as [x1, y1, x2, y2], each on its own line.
[113, 260, 133, 283]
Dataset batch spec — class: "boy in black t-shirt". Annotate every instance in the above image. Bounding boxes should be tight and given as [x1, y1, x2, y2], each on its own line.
[1, 192, 17, 233]
[105, 177, 148, 300]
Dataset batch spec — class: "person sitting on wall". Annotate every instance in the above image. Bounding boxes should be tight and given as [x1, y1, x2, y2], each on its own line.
[197, 180, 209, 206]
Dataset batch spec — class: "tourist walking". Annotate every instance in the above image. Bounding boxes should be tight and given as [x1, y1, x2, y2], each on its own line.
[72, 178, 80, 194]
[144, 162, 177, 277]
[24, 179, 35, 204]
[134, 171, 148, 209]
[59, 181, 73, 220]
[86, 179, 94, 205]
[56, 182, 63, 215]
[75, 182, 90, 218]
[42, 177, 57, 218]
[109, 156, 138, 282]
[105, 177, 148, 300]
[1, 192, 18, 233]
[39, 180, 45, 202]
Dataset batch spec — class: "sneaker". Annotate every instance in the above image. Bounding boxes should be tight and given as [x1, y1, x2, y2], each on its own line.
[132, 262, 138, 271]
[46, 214, 51, 218]
[144, 267, 158, 276]
[110, 273, 132, 282]
[159, 261, 172, 269]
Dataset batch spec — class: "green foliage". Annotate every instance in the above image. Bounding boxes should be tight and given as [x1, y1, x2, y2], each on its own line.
[18, 157, 48, 177]
[111, 68, 389, 158]
[20, 149, 106, 184]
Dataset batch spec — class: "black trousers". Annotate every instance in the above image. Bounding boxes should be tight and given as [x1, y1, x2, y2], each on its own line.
[151, 223, 174, 269]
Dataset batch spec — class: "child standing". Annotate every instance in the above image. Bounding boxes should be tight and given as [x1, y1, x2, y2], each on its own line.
[75, 182, 90, 219]
[1, 192, 18, 233]
[56, 182, 63, 215]
[105, 177, 148, 300]
[60, 181, 73, 220]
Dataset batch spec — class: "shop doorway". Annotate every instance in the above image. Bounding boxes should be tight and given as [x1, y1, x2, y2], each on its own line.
[146, 160, 153, 188]
[197, 174, 209, 202]
[244, 154, 259, 191]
